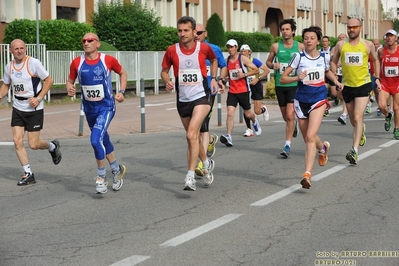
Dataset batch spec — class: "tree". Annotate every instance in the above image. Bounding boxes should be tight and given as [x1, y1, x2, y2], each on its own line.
[225, 31, 274, 52]
[206, 13, 226, 47]
[91, 1, 161, 51]
[98, 41, 118, 51]
[3, 19, 94, 50]
[152, 26, 180, 51]
[394, 18, 399, 32]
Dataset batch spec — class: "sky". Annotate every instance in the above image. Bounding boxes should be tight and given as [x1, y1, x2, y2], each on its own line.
[385, 0, 398, 11]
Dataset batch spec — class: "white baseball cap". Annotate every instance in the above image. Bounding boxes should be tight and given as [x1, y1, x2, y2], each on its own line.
[226, 39, 238, 47]
[385, 29, 398, 36]
[240, 44, 251, 51]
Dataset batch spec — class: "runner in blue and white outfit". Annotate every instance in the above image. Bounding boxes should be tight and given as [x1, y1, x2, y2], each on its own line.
[67, 32, 127, 194]
[280, 26, 343, 190]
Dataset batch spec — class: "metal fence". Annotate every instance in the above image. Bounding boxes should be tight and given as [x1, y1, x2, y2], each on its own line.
[0, 44, 271, 102]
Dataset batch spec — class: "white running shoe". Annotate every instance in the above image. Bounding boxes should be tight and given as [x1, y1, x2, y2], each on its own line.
[184, 175, 196, 191]
[243, 129, 254, 137]
[262, 105, 270, 121]
[202, 159, 215, 186]
[220, 134, 233, 147]
[95, 176, 108, 194]
[338, 113, 347, 125]
[112, 164, 126, 191]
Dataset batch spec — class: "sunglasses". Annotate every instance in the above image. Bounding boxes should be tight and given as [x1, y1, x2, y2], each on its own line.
[347, 26, 360, 30]
[196, 31, 206, 36]
[82, 38, 98, 44]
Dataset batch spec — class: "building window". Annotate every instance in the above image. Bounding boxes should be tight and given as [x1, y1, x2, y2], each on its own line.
[186, 3, 190, 16]
[57, 6, 78, 21]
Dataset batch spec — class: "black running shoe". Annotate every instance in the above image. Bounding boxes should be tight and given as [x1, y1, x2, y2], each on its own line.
[17, 173, 36, 186]
[50, 139, 62, 165]
[293, 120, 298, 138]
[334, 97, 339, 106]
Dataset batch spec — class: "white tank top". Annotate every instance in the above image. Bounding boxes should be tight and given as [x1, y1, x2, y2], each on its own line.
[3, 56, 49, 112]
[175, 42, 205, 102]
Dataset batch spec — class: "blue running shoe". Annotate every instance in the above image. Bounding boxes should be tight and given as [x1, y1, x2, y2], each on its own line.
[253, 118, 262, 136]
[280, 144, 290, 158]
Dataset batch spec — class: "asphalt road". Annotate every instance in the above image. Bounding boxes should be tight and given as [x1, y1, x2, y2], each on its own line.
[0, 96, 398, 266]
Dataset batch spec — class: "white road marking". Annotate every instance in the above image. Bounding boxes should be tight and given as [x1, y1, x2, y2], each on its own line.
[142, 102, 175, 107]
[250, 185, 302, 206]
[0, 142, 14, 146]
[358, 148, 381, 160]
[250, 146, 390, 207]
[160, 213, 242, 247]
[109, 255, 151, 266]
[379, 140, 399, 148]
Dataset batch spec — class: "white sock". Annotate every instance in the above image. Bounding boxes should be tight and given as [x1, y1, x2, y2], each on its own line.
[23, 164, 32, 174]
[203, 159, 210, 169]
[48, 142, 56, 152]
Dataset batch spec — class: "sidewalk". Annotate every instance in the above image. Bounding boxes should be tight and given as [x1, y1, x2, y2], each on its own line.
[0, 93, 280, 142]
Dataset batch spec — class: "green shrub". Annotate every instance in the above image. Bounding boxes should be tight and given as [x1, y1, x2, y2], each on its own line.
[98, 41, 118, 51]
[264, 76, 276, 99]
[3, 19, 95, 50]
[224, 31, 274, 52]
[206, 13, 226, 47]
[91, 1, 161, 51]
[152, 26, 180, 51]
[274, 35, 303, 44]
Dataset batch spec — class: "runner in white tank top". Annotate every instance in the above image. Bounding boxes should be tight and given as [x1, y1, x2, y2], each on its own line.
[161, 16, 221, 191]
[0, 39, 62, 186]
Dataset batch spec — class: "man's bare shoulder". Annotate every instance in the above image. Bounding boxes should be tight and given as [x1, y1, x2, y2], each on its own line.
[270, 42, 279, 51]
[298, 42, 305, 51]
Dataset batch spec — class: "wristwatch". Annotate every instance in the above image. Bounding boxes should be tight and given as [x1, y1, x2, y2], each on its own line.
[37, 97, 42, 102]
[119, 90, 125, 95]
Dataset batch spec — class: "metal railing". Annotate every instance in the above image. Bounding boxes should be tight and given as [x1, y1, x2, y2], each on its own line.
[0, 44, 271, 102]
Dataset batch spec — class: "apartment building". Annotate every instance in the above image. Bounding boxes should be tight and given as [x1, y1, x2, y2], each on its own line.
[383, 0, 399, 19]
[0, 0, 394, 43]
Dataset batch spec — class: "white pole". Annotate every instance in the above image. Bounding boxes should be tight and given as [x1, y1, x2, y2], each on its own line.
[36, 0, 40, 60]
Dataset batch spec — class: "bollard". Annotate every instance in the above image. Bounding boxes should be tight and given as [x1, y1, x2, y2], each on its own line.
[217, 92, 222, 126]
[78, 101, 84, 136]
[140, 78, 145, 133]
